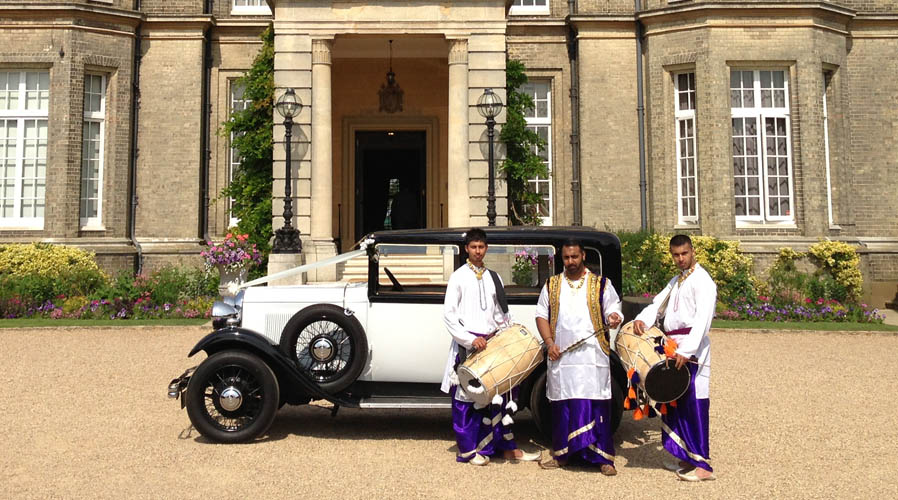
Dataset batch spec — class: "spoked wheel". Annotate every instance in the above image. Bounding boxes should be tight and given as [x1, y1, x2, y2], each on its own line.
[280, 304, 368, 393]
[185, 350, 279, 443]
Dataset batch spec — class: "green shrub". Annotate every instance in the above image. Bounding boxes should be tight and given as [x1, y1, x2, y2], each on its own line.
[618, 230, 675, 297]
[0, 243, 105, 279]
[807, 240, 862, 302]
[691, 235, 756, 304]
[618, 231, 755, 304]
[89, 270, 141, 303]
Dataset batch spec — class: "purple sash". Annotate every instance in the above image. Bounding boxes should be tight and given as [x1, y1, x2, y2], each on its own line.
[666, 326, 691, 336]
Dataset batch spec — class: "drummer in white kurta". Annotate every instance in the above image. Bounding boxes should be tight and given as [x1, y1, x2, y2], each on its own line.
[634, 234, 716, 481]
[441, 228, 540, 466]
[535, 240, 623, 475]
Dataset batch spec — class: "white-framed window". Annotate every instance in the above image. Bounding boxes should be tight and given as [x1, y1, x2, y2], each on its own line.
[0, 70, 49, 228]
[509, 0, 550, 15]
[730, 69, 794, 223]
[674, 72, 698, 224]
[521, 80, 552, 225]
[231, 0, 271, 15]
[80, 73, 105, 228]
[228, 81, 250, 228]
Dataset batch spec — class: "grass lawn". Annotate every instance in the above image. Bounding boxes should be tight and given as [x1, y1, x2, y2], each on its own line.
[712, 319, 898, 332]
[0, 318, 210, 328]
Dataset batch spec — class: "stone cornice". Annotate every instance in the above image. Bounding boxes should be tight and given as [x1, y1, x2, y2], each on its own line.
[0, 3, 143, 27]
[632, 2, 857, 38]
[636, 2, 856, 24]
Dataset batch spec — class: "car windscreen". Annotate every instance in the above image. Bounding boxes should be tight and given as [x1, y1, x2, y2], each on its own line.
[374, 243, 459, 294]
[484, 244, 557, 296]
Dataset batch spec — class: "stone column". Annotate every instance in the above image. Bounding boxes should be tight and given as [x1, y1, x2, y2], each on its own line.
[307, 38, 337, 281]
[311, 39, 333, 241]
[447, 38, 470, 227]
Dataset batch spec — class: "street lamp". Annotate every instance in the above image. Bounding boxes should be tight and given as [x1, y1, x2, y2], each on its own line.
[478, 88, 503, 226]
[272, 88, 303, 253]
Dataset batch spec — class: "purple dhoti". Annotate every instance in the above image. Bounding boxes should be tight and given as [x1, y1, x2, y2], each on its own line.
[451, 386, 518, 462]
[661, 362, 712, 471]
[550, 399, 615, 466]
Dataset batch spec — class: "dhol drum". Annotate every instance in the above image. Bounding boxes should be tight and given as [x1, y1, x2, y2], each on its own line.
[457, 324, 544, 407]
[615, 321, 691, 403]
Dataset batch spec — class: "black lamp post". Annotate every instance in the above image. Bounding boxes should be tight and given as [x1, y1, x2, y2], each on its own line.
[272, 88, 303, 253]
[478, 88, 503, 226]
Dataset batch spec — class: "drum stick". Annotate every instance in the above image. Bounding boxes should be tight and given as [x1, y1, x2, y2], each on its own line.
[558, 327, 609, 356]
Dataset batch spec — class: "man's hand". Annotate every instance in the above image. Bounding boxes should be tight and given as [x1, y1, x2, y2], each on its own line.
[674, 353, 688, 370]
[546, 343, 561, 361]
[607, 312, 622, 329]
[632, 319, 646, 335]
[472, 337, 487, 351]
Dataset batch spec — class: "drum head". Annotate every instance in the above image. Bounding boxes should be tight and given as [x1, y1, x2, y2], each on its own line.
[644, 360, 691, 403]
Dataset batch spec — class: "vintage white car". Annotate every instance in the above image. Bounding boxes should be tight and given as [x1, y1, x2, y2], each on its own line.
[168, 227, 627, 443]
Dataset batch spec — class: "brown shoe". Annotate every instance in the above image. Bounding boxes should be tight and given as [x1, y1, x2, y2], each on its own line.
[539, 458, 562, 470]
[600, 464, 617, 476]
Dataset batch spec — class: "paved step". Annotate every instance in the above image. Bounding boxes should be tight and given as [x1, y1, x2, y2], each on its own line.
[336, 253, 450, 284]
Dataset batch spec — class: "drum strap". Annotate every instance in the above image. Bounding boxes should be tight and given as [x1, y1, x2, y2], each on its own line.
[489, 270, 509, 314]
[654, 288, 672, 329]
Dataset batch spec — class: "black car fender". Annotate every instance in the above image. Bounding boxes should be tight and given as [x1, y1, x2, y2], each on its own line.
[188, 326, 358, 408]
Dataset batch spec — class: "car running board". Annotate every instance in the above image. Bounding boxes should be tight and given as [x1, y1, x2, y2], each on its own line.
[358, 396, 451, 409]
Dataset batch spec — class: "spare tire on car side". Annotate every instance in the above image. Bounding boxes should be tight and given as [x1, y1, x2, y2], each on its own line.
[278, 304, 368, 393]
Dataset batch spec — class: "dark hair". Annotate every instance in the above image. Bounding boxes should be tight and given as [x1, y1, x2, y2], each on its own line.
[669, 234, 693, 248]
[464, 228, 487, 246]
[561, 238, 585, 253]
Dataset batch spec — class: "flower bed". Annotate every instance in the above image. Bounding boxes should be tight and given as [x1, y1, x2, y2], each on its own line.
[719, 296, 885, 324]
[12, 296, 215, 321]
[618, 231, 885, 325]
[0, 243, 218, 321]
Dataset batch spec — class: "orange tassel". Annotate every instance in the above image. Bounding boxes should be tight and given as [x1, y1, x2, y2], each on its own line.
[664, 339, 679, 358]
[623, 398, 631, 410]
[628, 387, 636, 400]
[670, 400, 677, 408]
[627, 367, 635, 379]
[660, 403, 667, 415]
[633, 407, 644, 420]
[644, 403, 651, 416]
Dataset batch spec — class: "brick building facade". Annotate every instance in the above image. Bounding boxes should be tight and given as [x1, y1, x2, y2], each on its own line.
[1, 0, 897, 306]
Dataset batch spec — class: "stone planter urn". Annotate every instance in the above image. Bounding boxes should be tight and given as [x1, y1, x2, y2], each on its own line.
[218, 266, 248, 298]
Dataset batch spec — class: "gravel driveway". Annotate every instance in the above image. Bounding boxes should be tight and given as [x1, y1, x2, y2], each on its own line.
[2, 326, 897, 499]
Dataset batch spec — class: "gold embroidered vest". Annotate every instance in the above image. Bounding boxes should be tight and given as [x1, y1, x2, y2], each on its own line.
[547, 272, 610, 355]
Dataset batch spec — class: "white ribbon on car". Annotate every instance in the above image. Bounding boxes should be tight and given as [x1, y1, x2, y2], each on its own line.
[234, 249, 367, 292]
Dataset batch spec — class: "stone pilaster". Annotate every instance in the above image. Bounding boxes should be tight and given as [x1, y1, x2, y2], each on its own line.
[447, 38, 470, 228]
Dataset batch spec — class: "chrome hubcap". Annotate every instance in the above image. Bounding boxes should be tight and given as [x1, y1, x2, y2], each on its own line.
[311, 337, 335, 362]
[219, 386, 243, 411]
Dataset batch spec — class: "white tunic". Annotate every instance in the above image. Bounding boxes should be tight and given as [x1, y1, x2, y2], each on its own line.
[440, 264, 512, 399]
[535, 271, 623, 401]
[635, 263, 715, 399]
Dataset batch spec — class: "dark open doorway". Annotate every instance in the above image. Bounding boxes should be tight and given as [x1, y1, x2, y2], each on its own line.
[355, 130, 426, 241]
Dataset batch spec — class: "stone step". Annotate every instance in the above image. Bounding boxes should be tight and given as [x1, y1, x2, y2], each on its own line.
[336, 253, 450, 284]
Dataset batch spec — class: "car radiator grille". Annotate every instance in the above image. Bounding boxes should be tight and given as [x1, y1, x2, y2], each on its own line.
[263, 313, 294, 344]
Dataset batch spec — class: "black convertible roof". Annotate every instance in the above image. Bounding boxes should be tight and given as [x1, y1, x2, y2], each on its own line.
[365, 226, 623, 292]
[365, 226, 620, 249]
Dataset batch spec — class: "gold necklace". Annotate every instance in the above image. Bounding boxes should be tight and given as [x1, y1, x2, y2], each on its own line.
[564, 271, 586, 294]
[466, 259, 486, 280]
[677, 264, 696, 286]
